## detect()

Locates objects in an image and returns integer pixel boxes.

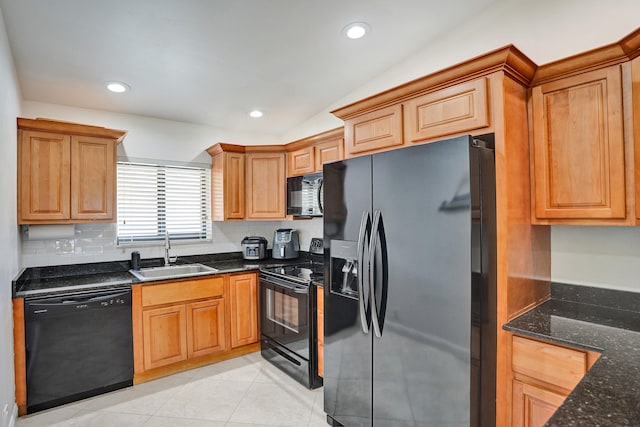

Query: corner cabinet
[286,127,345,176]
[207,144,246,220]
[17,118,126,224]
[530,65,629,223]
[246,151,286,219]
[511,335,599,427]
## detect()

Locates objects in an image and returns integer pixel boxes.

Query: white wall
[284,0,640,141]
[0,6,22,427]
[552,227,640,292]
[22,101,283,165]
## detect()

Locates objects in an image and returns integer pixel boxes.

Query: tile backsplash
[21,218,323,267]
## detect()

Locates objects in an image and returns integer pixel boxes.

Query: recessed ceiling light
[249,110,263,118]
[106,81,130,93]
[343,22,370,39]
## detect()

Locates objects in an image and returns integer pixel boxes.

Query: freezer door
[371,136,474,427]
[323,155,374,427]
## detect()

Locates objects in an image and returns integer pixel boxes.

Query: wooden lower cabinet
[512,379,567,427]
[317,286,324,377]
[511,335,599,427]
[187,298,227,358]
[135,273,259,380]
[142,304,188,370]
[229,273,259,348]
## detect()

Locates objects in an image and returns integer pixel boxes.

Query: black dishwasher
[25,287,133,413]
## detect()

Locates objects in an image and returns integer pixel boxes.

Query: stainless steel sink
[129,263,219,281]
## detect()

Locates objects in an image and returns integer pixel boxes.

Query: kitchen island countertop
[504,283,640,426]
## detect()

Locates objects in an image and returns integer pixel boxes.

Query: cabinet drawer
[512,336,586,391]
[142,277,224,307]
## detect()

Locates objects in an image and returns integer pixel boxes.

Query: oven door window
[266,288,300,332]
[260,278,309,355]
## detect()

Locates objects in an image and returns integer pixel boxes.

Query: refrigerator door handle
[357,211,371,334]
[369,210,382,338]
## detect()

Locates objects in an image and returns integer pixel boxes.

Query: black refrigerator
[323,135,496,427]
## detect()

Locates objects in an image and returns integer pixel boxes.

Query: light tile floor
[17,352,327,427]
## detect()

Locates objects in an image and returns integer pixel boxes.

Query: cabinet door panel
[404,78,489,143]
[212,151,245,220]
[71,136,116,220]
[19,131,71,222]
[142,305,187,370]
[246,153,285,218]
[288,146,314,176]
[344,104,403,157]
[229,273,258,348]
[531,66,625,220]
[314,138,344,172]
[187,298,227,358]
[512,380,566,427]
[225,152,245,219]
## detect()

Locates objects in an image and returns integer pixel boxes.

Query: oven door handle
[259,276,310,294]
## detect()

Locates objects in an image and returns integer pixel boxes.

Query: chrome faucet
[164,232,172,266]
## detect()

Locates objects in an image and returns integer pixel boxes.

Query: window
[116,162,211,244]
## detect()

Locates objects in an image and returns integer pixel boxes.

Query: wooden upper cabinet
[633,57,640,222]
[19,130,71,222]
[531,65,627,221]
[314,137,344,172]
[404,78,490,143]
[344,104,404,157]
[287,146,314,177]
[246,152,286,219]
[209,147,245,220]
[17,118,126,224]
[285,128,345,175]
[229,273,259,349]
[70,136,116,220]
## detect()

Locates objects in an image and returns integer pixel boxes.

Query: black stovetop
[260,262,324,284]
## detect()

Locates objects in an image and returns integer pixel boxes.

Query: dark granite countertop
[504,283,640,426]
[13,251,323,298]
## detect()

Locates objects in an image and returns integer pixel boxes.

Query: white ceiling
[0,0,497,136]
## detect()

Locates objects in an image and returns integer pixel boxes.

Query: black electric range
[258,260,323,389]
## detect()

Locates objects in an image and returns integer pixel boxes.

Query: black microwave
[287,173,323,217]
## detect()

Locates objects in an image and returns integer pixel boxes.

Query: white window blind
[117,162,211,244]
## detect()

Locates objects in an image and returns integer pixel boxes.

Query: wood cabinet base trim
[13,298,26,414]
[133,343,260,385]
